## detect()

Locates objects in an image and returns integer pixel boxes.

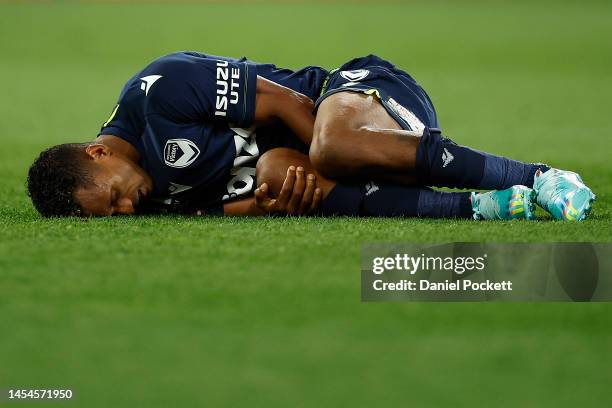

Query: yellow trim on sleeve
[102,104,119,128]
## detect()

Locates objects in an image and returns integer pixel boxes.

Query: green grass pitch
[1,1,611,406]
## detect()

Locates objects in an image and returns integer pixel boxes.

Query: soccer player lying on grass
[27,52,595,220]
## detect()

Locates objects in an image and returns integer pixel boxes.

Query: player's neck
[94,135,140,164]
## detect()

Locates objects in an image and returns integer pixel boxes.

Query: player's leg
[310,91,595,220]
[256,148,535,220]
[310,91,547,190]
[309,92,419,185]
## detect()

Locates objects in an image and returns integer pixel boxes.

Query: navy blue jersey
[99,51,328,214]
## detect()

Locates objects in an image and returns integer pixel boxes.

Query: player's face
[74,145,153,216]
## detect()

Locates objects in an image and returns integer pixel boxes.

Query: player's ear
[84,143,111,160]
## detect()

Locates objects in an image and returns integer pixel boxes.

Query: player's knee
[255,149,280,191]
[256,148,310,196]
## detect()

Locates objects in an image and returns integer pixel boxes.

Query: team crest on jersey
[164,139,200,168]
[340,69,369,82]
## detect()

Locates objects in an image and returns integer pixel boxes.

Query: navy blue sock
[415,128,549,189]
[320,181,473,218]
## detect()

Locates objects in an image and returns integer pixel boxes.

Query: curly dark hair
[27,143,93,217]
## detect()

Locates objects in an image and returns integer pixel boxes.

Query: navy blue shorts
[315,55,439,132]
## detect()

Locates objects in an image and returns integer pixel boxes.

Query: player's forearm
[255,76,315,145]
[223,197,265,216]
[276,91,315,145]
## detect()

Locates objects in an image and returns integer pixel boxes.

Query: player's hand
[254,166,322,216]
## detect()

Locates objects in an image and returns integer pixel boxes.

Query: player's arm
[143,58,315,144]
[222,166,322,216]
[254,76,316,145]
[221,196,264,216]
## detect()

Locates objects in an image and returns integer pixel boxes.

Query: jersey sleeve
[143,114,236,187]
[98,79,144,146]
[144,54,258,127]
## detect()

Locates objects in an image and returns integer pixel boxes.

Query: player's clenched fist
[254,166,321,216]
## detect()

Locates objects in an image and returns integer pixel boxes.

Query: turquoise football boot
[533,169,596,221]
[471,185,536,220]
